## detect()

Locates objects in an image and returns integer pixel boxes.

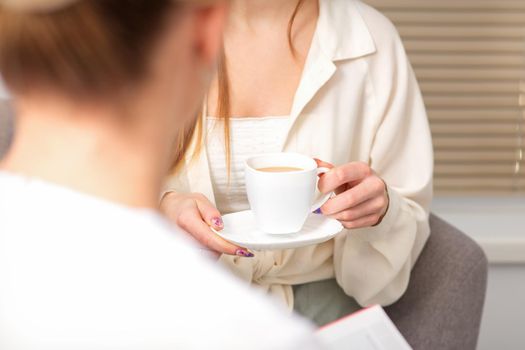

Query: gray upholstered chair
[386,214,488,350]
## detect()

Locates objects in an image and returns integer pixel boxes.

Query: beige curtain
[365,0,525,194]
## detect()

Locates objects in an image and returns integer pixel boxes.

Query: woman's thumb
[195,196,224,231]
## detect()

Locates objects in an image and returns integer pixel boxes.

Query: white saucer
[212,210,344,251]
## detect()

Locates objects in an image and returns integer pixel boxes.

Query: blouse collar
[317,0,377,61]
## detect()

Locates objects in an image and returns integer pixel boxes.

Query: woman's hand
[160,192,254,257]
[316,159,389,229]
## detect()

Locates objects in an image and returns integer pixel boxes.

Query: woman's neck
[229,0,312,25]
[1,96,170,209]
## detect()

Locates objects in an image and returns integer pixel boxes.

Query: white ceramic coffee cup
[245,153,331,234]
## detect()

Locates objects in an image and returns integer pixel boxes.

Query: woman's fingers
[177,208,252,257]
[340,213,384,230]
[321,176,384,215]
[328,196,387,222]
[314,159,348,194]
[160,192,253,257]
[318,162,372,194]
[193,193,224,231]
[314,158,334,170]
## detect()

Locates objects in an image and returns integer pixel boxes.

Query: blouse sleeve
[333,22,433,307]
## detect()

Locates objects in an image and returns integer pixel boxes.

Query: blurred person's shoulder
[0,172,320,350]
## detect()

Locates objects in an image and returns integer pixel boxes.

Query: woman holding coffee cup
[162,0,433,325]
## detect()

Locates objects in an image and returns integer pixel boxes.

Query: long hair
[175,0,306,173]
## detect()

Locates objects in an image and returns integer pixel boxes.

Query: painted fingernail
[313,208,322,214]
[236,249,254,258]
[212,217,223,228]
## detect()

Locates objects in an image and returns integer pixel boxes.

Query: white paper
[316,305,412,350]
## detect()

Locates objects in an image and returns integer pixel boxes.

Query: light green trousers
[293,278,362,327]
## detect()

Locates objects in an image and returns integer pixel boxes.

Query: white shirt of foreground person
[0,172,322,350]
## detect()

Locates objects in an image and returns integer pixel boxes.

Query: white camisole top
[206,116,291,214]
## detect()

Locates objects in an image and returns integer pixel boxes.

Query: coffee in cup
[245,153,331,234]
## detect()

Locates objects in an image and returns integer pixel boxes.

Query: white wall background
[433,197,525,350]
[479,265,525,350]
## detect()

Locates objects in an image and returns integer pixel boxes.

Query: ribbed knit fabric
[206,116,290,214]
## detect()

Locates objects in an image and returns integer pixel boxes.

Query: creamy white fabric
[0,172,321,350]
[206,116,290,214]
[166,0,433,309]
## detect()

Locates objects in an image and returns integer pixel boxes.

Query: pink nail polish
[236,249,254,258]
[212,217,223,228]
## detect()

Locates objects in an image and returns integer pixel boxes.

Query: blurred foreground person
[0,0,320,349]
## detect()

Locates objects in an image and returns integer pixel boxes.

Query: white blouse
[167,0,433,310]
[206,116,291,214]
